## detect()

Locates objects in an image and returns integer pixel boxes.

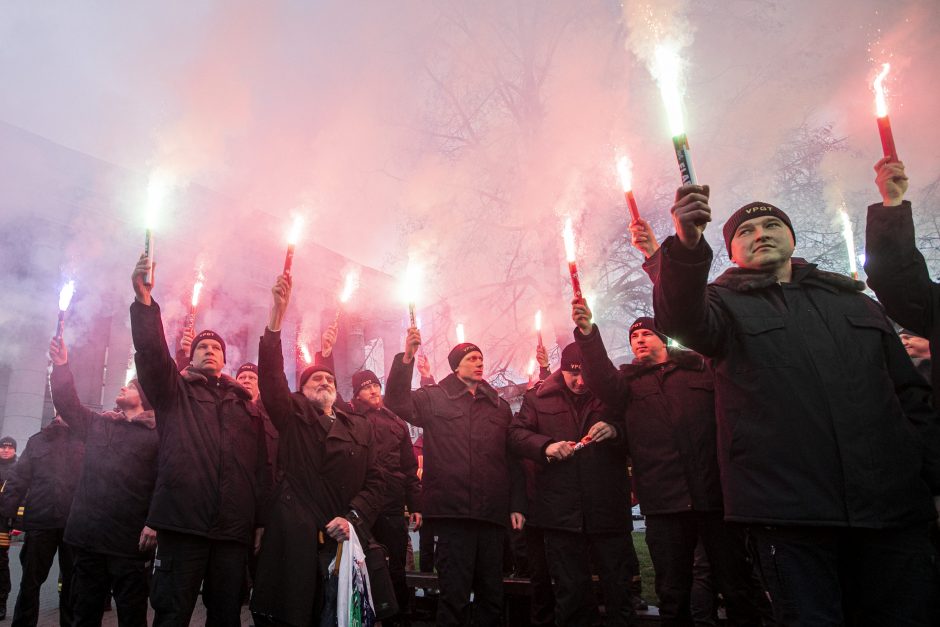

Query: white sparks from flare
[191,268,205,308]
[339,271,359,303]
[527,358,537,377]
[456,323,466,343]
[563,217,577,263]
[839,208,858,275]
[616,156,634,192]
[286,215,304,246]
[873,63,891,118]
[401,260,422,305]
[58,280,75,311]
[145,171,172,230]
[534,310,542,332]
[300,343,312,365]
[652,42,686,136]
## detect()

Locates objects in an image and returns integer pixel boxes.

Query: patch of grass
[632,530,658,606]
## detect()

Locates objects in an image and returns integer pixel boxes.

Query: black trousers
[0,546,10,605]
[70,547,149,627]
[525,526,555,627]
[150,530,246,627]
[11,528,73,627]
[749,523,940,627]
[372,512,410,624]
[543,529,637,627]
[433,519,505,627]
[418,519,435,573]
[644,512,761,627]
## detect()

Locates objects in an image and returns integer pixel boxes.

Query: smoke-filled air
[2,0,939,393]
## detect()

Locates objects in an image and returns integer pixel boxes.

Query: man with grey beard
[250,273,387,627]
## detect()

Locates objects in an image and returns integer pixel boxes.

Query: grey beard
[305,387,336,410]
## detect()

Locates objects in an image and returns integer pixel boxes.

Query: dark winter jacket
[385,353,526,526]
[130,300,270,545]
[575,327,723,516]
[50,363,159,558]
[866,201,940,406]
[351,398,422,515]
[508,370,631,533]
[257,400,280,483]
[648,237,940,527]
[0,420,84,530]
[0,456,16,487]
[251,328,388,627]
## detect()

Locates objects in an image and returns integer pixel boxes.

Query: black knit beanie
[722,202,795,258]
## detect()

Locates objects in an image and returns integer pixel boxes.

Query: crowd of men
[0,157,937,627]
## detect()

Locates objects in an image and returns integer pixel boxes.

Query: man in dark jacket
[509,342,635,627]
[0,416,84,627]
[236,362,279,479]
[48,336,159,626]
[571,314,762,626]
[385,328,526,627]
[866,158,939,405]
[649,187,940,625]
[250,273,387,627]
[130,253,270,626]
[349,368,422,627]
[0,435,16,619]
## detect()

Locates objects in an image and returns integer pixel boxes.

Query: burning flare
[286,215,304,246]
[145,171,172,231]
[534,310,542,332]
[563,217,577,263]
[191,271,204,308]
[299,342,312,365]
[456,323,466,344]
[339,271,359,304]
[616,156,634,193]
[527,358,537,377]
[653,43,686,137]
[839,208,858,277]
[58,280,76,312]
[873,63,891,118]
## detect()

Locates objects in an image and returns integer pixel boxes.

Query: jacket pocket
[734,316,789,372]
[845,315,893,369]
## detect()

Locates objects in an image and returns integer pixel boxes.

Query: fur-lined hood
[181,367,252,401]
[100,409,156,430]
[712,258,865,294]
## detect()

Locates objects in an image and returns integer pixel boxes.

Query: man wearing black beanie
[47,336,159,626]
[647,184,940,625]
[572,308,764,625]
[0,436,15,619]
[130,252,271,626]
[509,342,636,626]
[385,327,526,627]
[250,273,386,627]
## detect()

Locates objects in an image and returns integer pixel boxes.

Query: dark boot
[629,574,649,611]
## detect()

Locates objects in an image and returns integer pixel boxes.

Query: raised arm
[865,160,938,335]
[571,304,631,410]
[130,253,179,419]
[48,338,96,442]
[384,327,429,427]
[257,273,297,433]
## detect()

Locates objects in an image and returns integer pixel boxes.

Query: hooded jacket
[647,237,940,527]
[574,327,723,516]
[508,370,630,533]
[130,300,270,545]
[0,420,84,530]
[385,353,526,526]
[50,362,159,558]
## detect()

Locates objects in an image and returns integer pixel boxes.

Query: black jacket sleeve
[0,442,32,519]
[399,426,422,512]
[865,201,938,336]
[574,325,631,411]
[648,237,730,357]
[348,422,390,525]
[130,300,180,422]
[508,397,554,464]
[384,354,429,428]
[257,328,295,433]
[49,363,97,442]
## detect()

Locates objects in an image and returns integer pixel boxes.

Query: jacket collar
[181,367,252,401]
[535,369,571,398]
[100,409,157,430]
[439,373,500,407]
[350,397,397,420]
[712,258,865,294]
[624,348,704,375]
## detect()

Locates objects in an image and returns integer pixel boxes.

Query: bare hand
[874,158,909,207]
[510,512,526,531]
[571,298,593,335]
[416,353,431,378]
[403,327,422,363]
[132,253,153,305]
[254,527,264,555]
[268,274,292,332]
[586,421,618,444]
[671,185,711,249]
[321,322,338,358]
[536,344,549,368]
[410,512,423,531]
[630,218,660,259]
[180,327,195,354]
[138,525,157,552]
[545,441,575,462]
[325,516,350,542]
[49,337,68,366]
